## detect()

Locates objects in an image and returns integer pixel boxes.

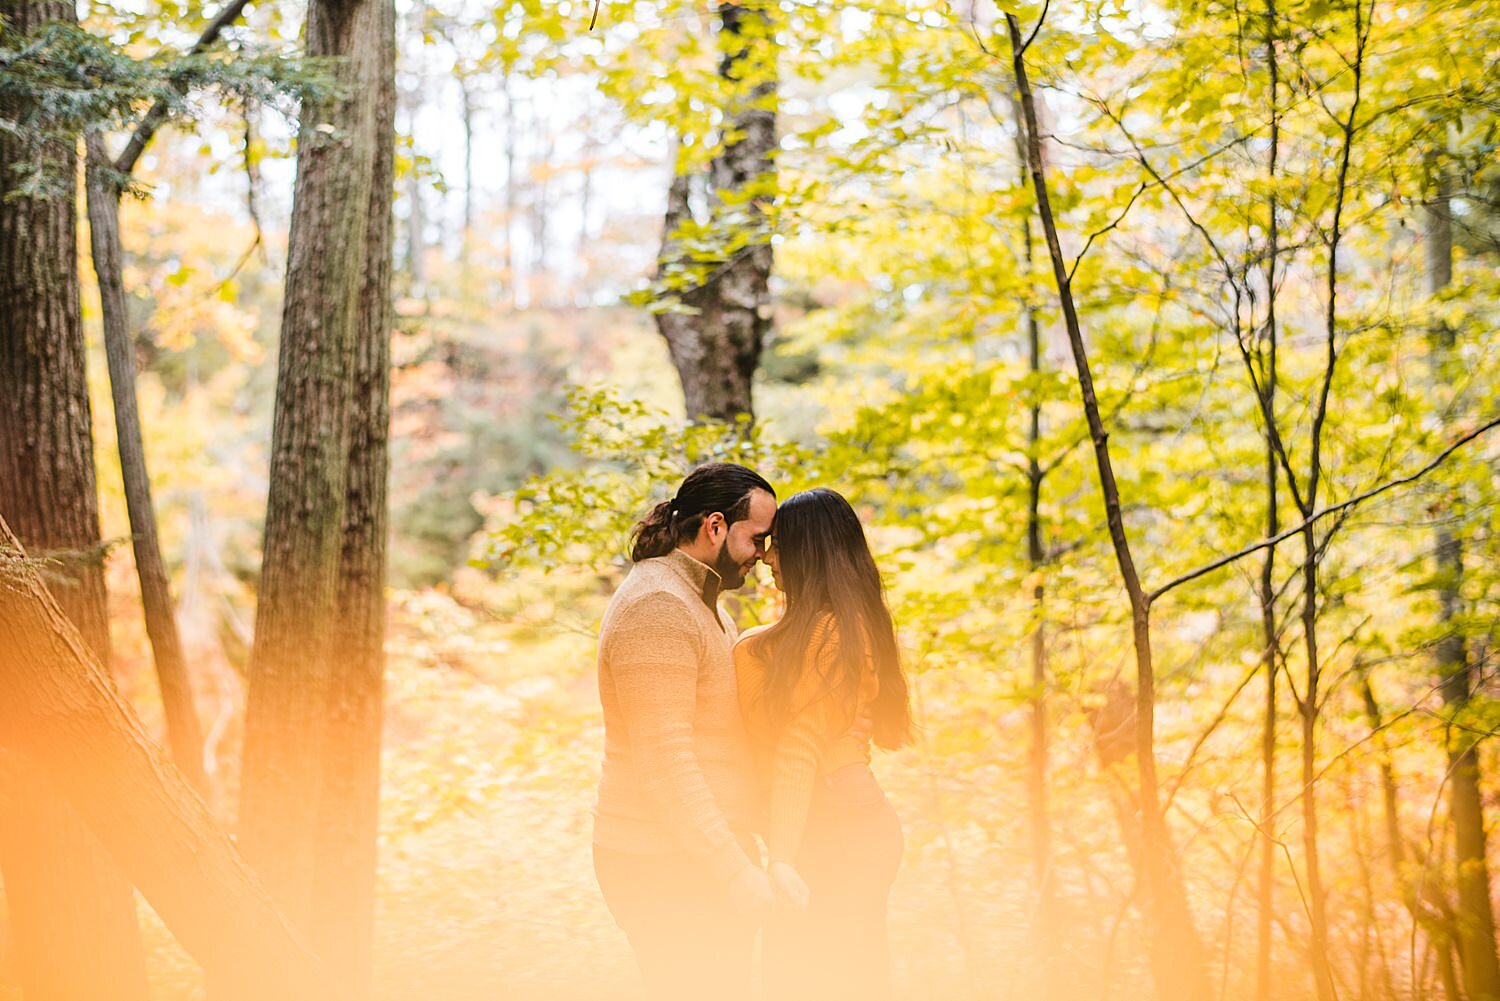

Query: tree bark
[654,1,776,424]
[234,0,393,993]
[0,2,149,994]
[309,2,394,993]
[1003,16,1209,1001]
[84,132,210,795]
[0,519,339,1001]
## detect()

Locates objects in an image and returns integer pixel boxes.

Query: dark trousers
[764,764,904,1001]
[594,835,758,1001]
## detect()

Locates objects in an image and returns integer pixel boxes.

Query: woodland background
[0,0,1498,999]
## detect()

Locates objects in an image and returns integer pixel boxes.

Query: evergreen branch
[115,0,255,177]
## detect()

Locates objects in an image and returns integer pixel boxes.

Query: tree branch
[1148,416,1500,604]
[114,0,254,178]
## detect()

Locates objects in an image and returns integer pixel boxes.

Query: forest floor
[3,573,1132,1001]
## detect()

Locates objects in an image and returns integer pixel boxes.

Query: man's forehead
[745,489,777,529]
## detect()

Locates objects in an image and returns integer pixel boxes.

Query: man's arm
[608,592,758,885]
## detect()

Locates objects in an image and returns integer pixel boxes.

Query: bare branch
[1149,416,1500,604]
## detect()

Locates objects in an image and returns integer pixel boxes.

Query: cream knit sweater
[592,548,759,884]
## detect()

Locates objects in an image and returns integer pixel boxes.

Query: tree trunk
[654,1,776,424]
[1018,205,1059,971]
[1256,3,1281,996]
[1003,16,1209,1001]
[501,73,517,310]
[401,33,428,302]
[1427,155,1500,1001]
[459,73,475,284]
[0,519,339,1001]
[84,132,210,795]
[1296,16,1366,992]
[1357,664,1463,1001]
[0,2,149,993]
[531,114,553,307]
[236,0,393,994]
[308,3,394,994]
[1299,528,1336,1001]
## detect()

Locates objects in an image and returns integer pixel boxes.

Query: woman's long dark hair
[748,488,911,750]
[630,462,775,562]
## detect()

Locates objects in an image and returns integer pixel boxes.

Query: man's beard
[713,539,747,590]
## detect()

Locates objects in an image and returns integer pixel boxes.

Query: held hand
[768,860,811,912]
[728,863,775,920]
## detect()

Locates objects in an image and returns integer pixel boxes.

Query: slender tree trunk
[401,33,428,302]
[1256,4,1281,996]
[1427,152,1500,1001]
[531,115,553,306]
[1299,528,1335,1001]
[1026,301,1049,896]
[1357,663,1463,1001]
[654,1,777,423]
[0,519,339,1001]
[1297,12,1366,994]
[84,132,210,794]
[235,0,393,995]
[1018,206,1057,963]
[501,74,517,310]
[459,73,475,277]
[1003,16,1209,1001]
[577,130,596,298]
[0,3,149,993]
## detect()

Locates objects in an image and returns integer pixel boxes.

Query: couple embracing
[592,463,912,1000]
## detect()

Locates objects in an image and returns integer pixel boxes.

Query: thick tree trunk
[0,3,149,994]
[84,133,210,795]
[308,4,394,994]
[235,0,393,993]
[1427,159,1500,1001]
[0,519,337,1001]
[654,1,776,424]
[1004,16,1209,1001]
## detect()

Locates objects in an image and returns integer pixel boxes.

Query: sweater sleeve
[767,629,850,864]
[607,592,754,885]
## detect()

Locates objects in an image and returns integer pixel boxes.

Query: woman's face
[766,532,783,591]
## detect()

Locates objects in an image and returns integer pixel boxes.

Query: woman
[734,488,912,1000]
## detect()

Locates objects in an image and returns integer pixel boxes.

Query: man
[592,462,778,1000]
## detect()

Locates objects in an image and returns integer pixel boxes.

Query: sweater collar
[664,547,723,611]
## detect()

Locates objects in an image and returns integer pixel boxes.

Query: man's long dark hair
[747,488,912,749]
[630,462,775,562]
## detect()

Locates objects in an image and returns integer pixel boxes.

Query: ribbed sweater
[735,615,878,863]
[592,548,758,884]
